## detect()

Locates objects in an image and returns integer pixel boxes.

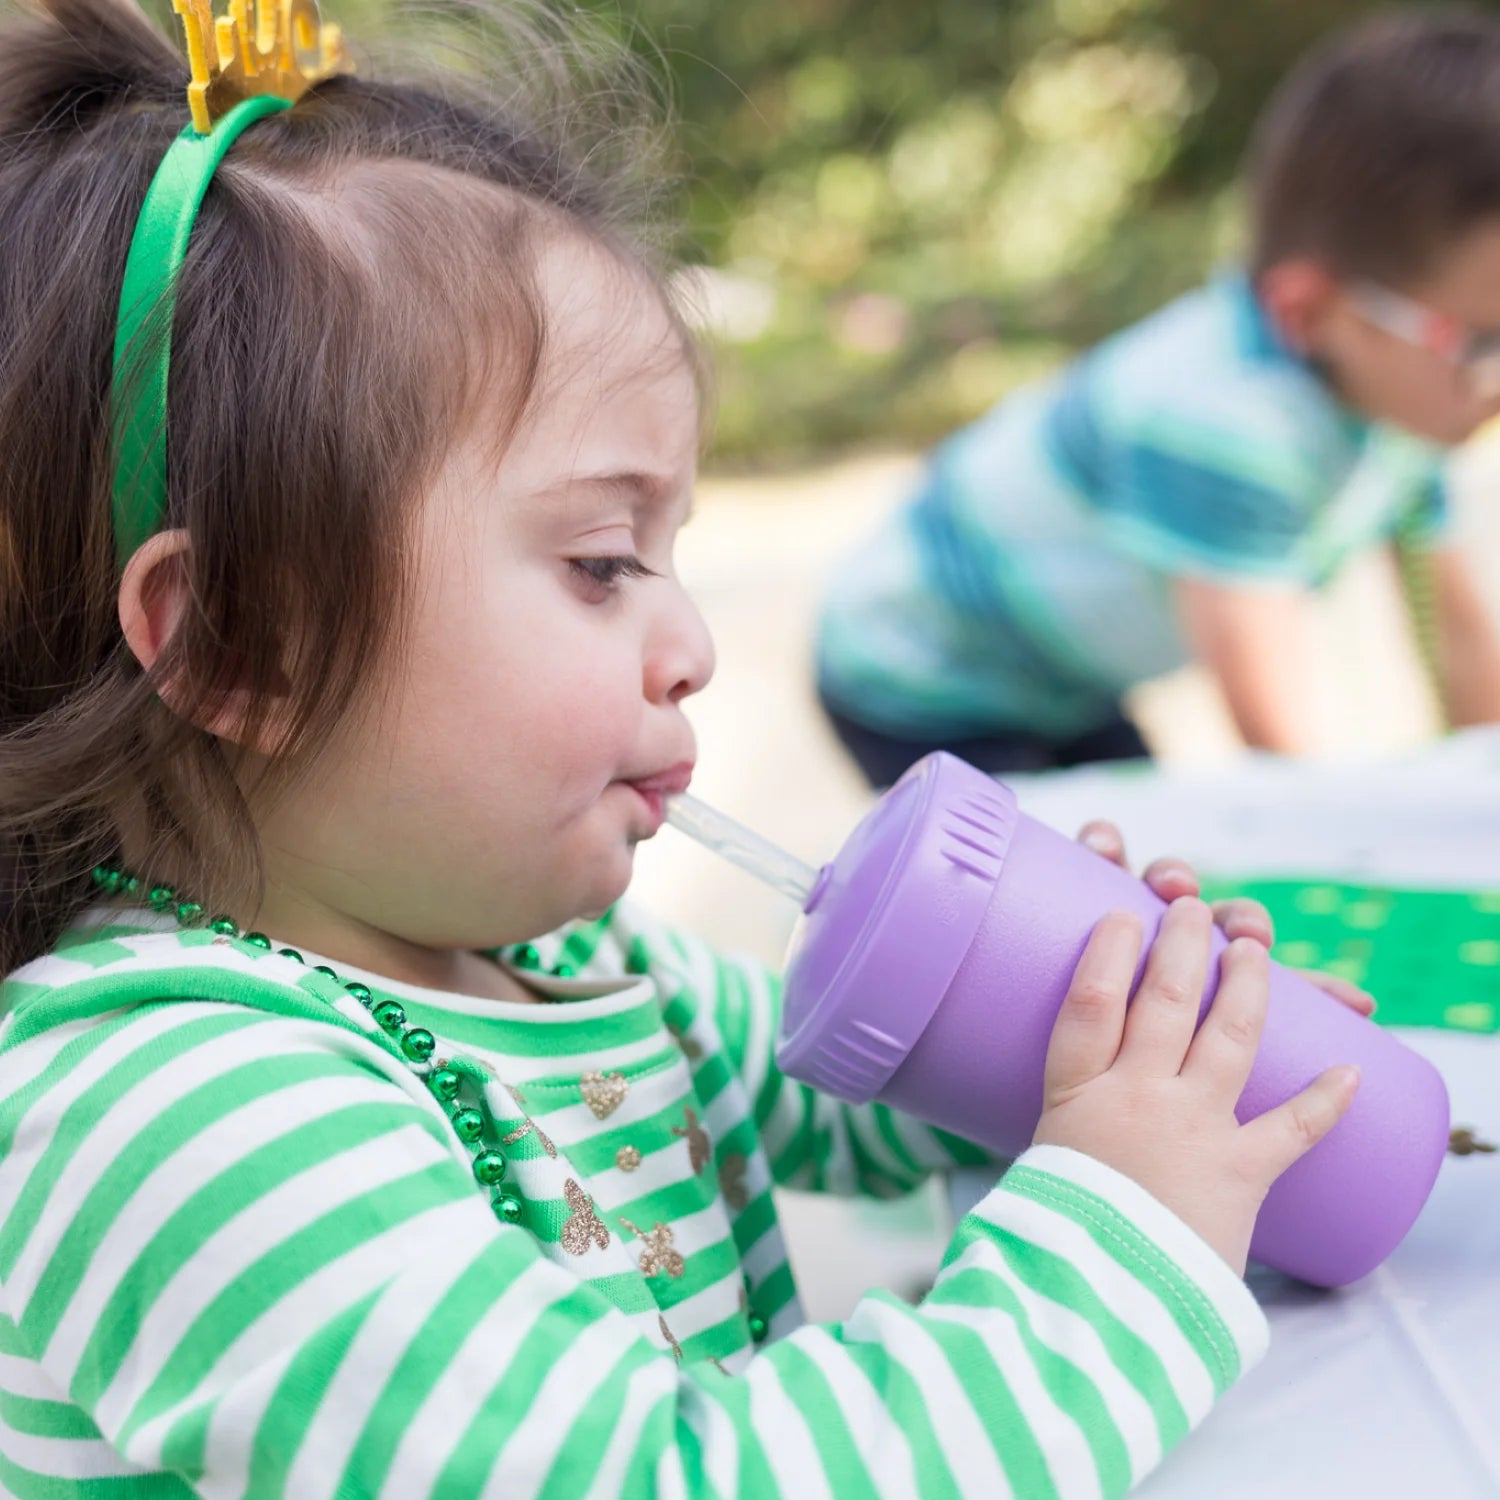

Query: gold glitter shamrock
[560,1178,610,1256]
[718,1153,749,1210]
[499,1084,556,1158]
[671,1106,712,1174]
[658,1315,683,1365]
[665,1018,703,1060]
[620,1217,685,1278]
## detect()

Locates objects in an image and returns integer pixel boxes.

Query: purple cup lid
[777,752,1017,1101]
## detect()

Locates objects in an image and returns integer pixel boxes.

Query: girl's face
[256,236,714,950]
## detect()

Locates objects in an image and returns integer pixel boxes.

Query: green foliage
[152,0,1499,463]
[598,0,1500,464]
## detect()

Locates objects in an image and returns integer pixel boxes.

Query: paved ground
[627,435,1500,1318]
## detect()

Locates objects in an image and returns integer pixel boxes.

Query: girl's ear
[118,528,192,683]
[118,529,291,750]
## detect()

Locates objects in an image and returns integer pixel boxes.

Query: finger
[1141,857,1200,903]
[1118,897,1213,1074]
[1300,970,1377,1016]
[1044,912,1142,1101]
[1078,821,1126,868]
[1183,938,1269,1097]
[1238,1066,1361,1181]
[1210,897,1274,948]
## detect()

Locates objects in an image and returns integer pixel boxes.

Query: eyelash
[568,555,659,592]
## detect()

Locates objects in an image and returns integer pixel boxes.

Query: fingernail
[1335,1064,1362,1091]
[1082,829,1114,852]
[1104,907,1142,930]
[1228,906,1273,940]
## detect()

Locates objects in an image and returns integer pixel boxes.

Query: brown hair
[1248,7,1500,286]
[0,0,686,972]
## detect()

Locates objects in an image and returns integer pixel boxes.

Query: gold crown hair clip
[173,0,352,135]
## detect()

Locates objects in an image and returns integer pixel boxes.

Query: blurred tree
[157,0,1498,461]
[1162,0,1417,187]
[601,0,1500,462]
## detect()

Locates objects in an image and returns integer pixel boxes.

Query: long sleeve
[600,906,1005,1197]
[0,996,1267,1499]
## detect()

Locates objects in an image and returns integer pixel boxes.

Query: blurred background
[299,0,1500,1312]
[554,0,1500,974]
[609,0,1500,1316]
[263,0,1500,466]
[608,0,1500,465]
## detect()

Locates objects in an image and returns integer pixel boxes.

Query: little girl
[0,0,1361,1494]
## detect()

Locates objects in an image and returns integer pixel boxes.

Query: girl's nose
[646,584,716,705]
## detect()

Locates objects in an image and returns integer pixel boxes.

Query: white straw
[665,793,820,906]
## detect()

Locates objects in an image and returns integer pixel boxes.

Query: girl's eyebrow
[550,470,695,522]
[573,470,671,503]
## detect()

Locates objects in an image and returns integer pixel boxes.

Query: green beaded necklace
[90,862,527,1226]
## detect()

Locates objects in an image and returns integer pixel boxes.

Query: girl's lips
[625,763,695,797]
[622,763,694,833]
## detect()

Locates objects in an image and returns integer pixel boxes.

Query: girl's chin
[574,847,635,917]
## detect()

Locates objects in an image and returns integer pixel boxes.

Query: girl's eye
[568,555,659,595]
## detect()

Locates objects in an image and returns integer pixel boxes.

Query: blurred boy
[816,8,1500,786]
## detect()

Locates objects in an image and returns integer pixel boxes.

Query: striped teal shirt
[0,901,1267,1496]
[818,274,1450,740]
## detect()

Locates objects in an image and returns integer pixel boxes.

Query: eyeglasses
[1349,280,1500,396]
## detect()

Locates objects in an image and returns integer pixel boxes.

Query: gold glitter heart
[580,1070,628,1119]
[616,1145,642,1172]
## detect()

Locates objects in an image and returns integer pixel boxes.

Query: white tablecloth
[1137,1028,1500,1499]
[953,734,1500,1497]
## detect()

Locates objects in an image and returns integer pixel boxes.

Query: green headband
[108,0,351,569]
[110,94,291,569]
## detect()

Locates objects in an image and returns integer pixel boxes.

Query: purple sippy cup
[668,752,1450,1287]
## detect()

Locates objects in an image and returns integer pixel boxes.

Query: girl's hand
[1034,898,1360,1274]
[1077,820,1376,1017]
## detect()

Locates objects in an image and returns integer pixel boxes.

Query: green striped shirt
[0,901,1267,1497]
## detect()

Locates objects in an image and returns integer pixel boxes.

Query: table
[955,734,1500,1496]
[1137,1028,1500,1499]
